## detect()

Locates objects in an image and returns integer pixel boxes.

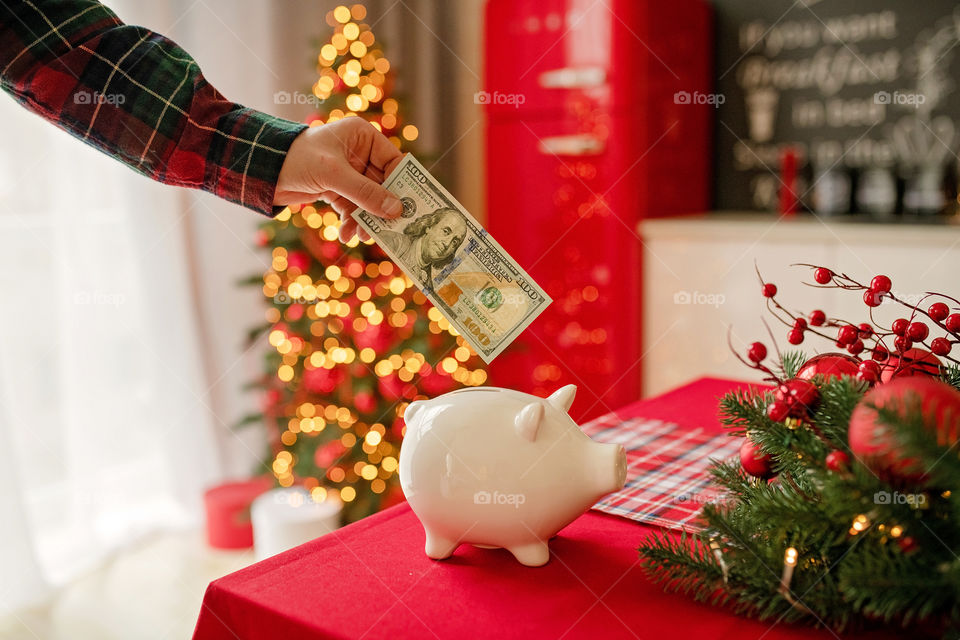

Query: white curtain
[0,0,249,614]
[0,0,481,618]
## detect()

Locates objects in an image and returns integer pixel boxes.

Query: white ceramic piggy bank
[399,384,627,567]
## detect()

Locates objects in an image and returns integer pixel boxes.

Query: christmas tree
[639,266,960,633]
[244,4,486,523]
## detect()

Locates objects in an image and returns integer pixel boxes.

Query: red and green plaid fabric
[581,412,740,533]
[0,0,306,215]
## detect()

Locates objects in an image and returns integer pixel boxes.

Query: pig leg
[424,530,460,560]
[507,540,550,567]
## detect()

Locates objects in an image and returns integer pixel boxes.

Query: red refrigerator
[483,0,712,420]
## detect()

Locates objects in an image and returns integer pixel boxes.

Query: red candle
[204,477,274,549]
[779,147,799,216]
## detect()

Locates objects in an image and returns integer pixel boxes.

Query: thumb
[328,164,402,218]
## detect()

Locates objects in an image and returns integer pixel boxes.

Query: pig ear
[514,402,544,442]
[404,400,425,424]
[547,384,577,413]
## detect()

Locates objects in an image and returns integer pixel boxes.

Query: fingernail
[382,195,402,217]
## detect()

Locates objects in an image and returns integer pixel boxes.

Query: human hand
[274,117,405,242]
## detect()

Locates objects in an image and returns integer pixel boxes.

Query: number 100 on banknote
[351,155,551,363]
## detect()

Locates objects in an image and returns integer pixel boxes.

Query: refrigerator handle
[537,66,606,89]
[537,134,605,156]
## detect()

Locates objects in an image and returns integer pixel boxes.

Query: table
[192,378,889,640]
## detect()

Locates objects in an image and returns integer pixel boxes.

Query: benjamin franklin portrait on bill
[380,207,468,287]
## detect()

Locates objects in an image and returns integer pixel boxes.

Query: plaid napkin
[581,413,740,532]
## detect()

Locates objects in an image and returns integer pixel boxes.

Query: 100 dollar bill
[351,155,551,363]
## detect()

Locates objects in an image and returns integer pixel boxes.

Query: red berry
[931,337,952,356]
[793,317,808,330]
[847,339,865,355]
[767,401,790,422]
[747,342,767,363]
[857,323,873,338]
[786,329,803,344]
[859,360,881,376]
[762,283,777,298]
[870,275,892,293]
[907,322,929,342]
[837,325,858,345]
[825,450,850,472]
[871,345,889,362]
[808,310,826,327]
[814,268,833,284]
[928,302,950,322]
[946,314,960,333]
[894,336,913,353]
[863,289,884,307]
[858,361,882,384]
[891,318,910,336]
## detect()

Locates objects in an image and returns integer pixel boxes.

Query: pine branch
[719,388,775,436]
[779,350,807,379]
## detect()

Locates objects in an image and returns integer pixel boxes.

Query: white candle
[251,488,343,560]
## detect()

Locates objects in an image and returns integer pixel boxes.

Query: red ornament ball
[825,450,850,472]
[286,250,311,273]
[747,341,767,363]
[354,390,377,414]
[762,283,777,298]
[928,302,950,322]
[740,438,775,479]
[796,353,861,382]
[870,274,892,293]
[808,309,827,326]
[776,378,820,417]
[767,400,790,422]
[814,268,833,284]
[848,377,960,480]
[897,536,918,554]
[880,348,943,382]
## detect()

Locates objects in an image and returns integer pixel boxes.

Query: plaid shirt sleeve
[0,0,307,216]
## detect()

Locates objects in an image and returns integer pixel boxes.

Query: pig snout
[592,442,627,496]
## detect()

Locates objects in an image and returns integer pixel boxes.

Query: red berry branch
[728,265,960,481]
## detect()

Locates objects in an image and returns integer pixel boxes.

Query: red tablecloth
[192,378,890,640]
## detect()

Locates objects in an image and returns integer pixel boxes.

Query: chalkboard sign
[713,0,960,213]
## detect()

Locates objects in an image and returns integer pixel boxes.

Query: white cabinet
[640,213,960,397]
